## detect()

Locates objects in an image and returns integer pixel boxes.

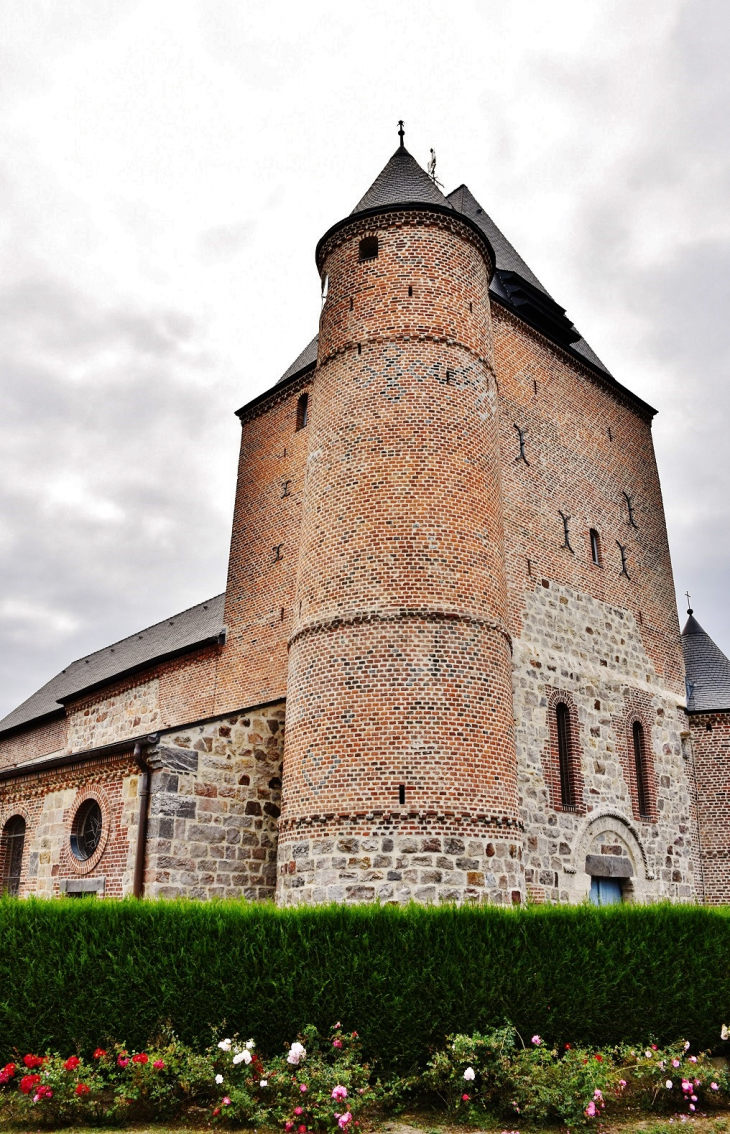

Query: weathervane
[427,147,443,189]
[397,120,405,148]
[685,591,693,615]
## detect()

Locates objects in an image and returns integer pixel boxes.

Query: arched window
[633,720,650,818]
[295,392,309,432]
[1,816,26,896]
[556,702,574,809]
[358,236,378,261]
[590,529,601,566]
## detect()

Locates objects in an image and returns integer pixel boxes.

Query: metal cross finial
[685,590,693,615]
[397,119,405,148]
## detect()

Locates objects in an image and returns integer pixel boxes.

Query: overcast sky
[1,0,729,720]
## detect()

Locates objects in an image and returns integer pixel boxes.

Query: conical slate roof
[682,612,730,712]
[351,143,450,215]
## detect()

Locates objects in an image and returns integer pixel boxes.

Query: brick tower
[277,133,525,904]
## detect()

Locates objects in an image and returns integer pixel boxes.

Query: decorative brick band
[288,607,512,652]
[315,333,496,380]
[278,810,524,834]
[316,208,495,275]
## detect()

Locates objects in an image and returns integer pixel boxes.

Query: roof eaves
[55,633,224,708]
[236,359,316,420]
[315,201,496,277]
[0,730,158,783]
[489,291,657,419]
[0,706,65,743]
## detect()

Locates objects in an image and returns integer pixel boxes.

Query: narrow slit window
[295,392,309,431]
[398,784,406,805]
[633,721,650,818]
[1,815,26,896]
[590,529,601,565]
[556,703,574,809]
[359,236,378,261]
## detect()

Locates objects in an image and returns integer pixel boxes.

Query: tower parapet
[277,139,524,904]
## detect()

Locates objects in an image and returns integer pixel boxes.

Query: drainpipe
[132,739,154,899]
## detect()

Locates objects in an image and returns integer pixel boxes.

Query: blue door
[590,877,622,906]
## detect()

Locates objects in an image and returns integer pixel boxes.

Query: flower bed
[1,1023,730,1129]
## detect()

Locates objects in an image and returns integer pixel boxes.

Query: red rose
[299,1125,307,1133]
[3,1063,15,1077]
[213,1107,221,1117]
[23,1054,42,1069]
[64,1056,80,1070]
[76,1082,91,1096]
[93,1048,107,1059]
[462,1093,470,1101]
[117,1056,129,1068]
[132,1052,148,1064]
[565,1044,572,1050]
[36,1084,53,1099]
[19,1074,41,1094]
[595,1054,603,1062]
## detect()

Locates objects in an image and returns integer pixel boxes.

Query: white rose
[216,1074,224,1085]
[463,1067,476,1082]
[218,1039,232,1052]
[233,1052,245,1065]
[246,1039,255,1050]
[260,1080,268,1088]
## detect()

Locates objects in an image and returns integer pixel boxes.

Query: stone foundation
[276,816,524,905]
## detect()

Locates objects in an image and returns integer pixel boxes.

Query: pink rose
[331,1086,348,1102]
[294,1107,303,1116]
[153,1060,165,1070]
[222,1097,231,1106]
[585,1101,596,1118]
[300,1084,308,1092]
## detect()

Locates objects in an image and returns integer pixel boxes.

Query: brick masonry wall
[279,209,524,906]
[689,711,730,903]
[0,717,67,772]
[0,754,139,897]
[513,580,694,902]
[214,378,311,715]
[495,306,685,696]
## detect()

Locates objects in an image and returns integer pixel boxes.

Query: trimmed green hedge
[1,899,729,1068]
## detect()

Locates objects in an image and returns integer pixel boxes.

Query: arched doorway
[1,815,26,896]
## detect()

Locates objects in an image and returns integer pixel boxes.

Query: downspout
[133,740,153,899]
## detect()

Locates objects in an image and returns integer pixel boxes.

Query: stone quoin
[1,129,729,905]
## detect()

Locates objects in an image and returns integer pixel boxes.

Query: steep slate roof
[682,613,730,712]
[351,143,451,214]
[0,594,226,738]
[446,184,612,377]
[277,151,618,391]
[277,334,318,385]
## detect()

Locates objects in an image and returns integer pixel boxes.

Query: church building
[2,131,729,905]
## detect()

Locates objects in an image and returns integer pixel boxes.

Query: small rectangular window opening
[590,529,601,566]
[398,784,406,805]
[408,285,413,297]
[295,392,309,431]
[359,236,378,261]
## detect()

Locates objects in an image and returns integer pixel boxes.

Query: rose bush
[2,1022,730,1128]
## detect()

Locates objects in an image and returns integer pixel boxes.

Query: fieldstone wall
[66,678,162,754]
[144,701,285,899]
[513,579,695,903]
[276,819,523,907]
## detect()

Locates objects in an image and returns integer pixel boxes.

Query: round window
[70,799,103,861]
